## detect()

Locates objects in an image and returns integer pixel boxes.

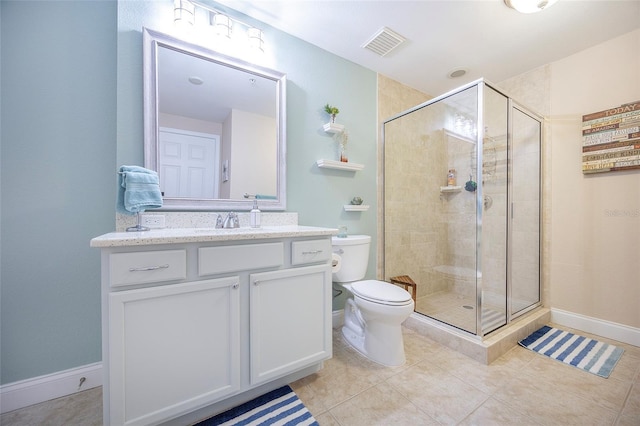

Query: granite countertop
[90,225,338,248]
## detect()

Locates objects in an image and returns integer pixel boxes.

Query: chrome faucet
[222,212,240,229]
[215,214,224,229]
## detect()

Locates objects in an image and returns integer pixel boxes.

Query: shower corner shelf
[316,159,364,171]
[344,204,369,212]
[323,122,344,134]
[440,185,462,193]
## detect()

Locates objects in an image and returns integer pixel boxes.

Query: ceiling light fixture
[504,0,559,14]
[448,68,467,79]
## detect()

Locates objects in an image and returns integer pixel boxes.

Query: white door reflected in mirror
[159,128,219,199]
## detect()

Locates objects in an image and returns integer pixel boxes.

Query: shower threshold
[404,307,550,364]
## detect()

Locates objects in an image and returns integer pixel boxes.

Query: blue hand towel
[116,165,163,215]
[255,194,277,200]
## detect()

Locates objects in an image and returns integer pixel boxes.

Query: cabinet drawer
[291,239,331,265]
[199,242,284,276]
[109,250,186,288]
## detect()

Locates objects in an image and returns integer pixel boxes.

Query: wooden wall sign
[582,101,640,174]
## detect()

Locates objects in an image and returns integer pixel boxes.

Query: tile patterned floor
[2,324,639,425]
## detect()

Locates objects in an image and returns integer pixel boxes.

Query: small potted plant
[324,104,340,123]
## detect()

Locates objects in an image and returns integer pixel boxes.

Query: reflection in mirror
[143,28,286,210]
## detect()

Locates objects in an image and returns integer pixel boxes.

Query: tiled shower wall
[383,101,450,298]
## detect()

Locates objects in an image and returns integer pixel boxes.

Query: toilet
[333,235,414,366]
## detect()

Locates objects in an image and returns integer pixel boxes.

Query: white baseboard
[0,362,102,414]
[551,308,640,347]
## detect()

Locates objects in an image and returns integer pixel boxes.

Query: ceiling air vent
[362,27,406,57]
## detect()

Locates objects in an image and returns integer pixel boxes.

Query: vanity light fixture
[175,0,266,51]
[504,0,559,13]
[247,27,265,52]
[174,0,195,26]
[212,13,232,38]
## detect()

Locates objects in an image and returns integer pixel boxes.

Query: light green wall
[117,2,379,278]
[0,1,117,384]
[0,0,377,384]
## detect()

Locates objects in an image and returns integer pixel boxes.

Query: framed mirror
[143,28,286,211]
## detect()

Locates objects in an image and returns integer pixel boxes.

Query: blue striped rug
[196,385,318,425]
[519,325,624,378]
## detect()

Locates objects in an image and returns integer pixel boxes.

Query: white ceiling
[215,0,640,96]
[158,45,277,122]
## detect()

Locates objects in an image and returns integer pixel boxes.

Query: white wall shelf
[440,185,462,193]
[344,205,369,212]
[323,123,344,134]
[316,159,364,171]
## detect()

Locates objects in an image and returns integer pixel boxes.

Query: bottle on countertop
[250,199,261,228]
[447,169,456,186]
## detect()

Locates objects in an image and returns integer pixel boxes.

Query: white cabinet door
[109,277,240,426]
[249,264,332,385]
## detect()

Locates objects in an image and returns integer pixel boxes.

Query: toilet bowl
[333,236,414,366]
[342,280,414,366]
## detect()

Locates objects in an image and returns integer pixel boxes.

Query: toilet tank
[332,235,371,283]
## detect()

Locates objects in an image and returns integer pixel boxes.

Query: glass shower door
[509,105,541,316]
[384,86,480,334]
[479,86,509,334]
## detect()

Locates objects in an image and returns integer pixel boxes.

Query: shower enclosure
[383,80,541,337]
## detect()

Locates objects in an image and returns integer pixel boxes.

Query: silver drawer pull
[129,264,170,272]
[232,283,239,289]
[302,250,323,255]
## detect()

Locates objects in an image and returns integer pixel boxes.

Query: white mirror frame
[143,27,287,211]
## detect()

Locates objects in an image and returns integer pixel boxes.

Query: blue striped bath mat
[195,385,318,425]
[519,325,624,378]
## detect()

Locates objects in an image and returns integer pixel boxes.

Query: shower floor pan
[415,290,504,334]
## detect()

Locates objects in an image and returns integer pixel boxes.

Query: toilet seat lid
[351,280,412,305]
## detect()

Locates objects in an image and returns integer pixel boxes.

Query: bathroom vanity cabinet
[91,226,334,426]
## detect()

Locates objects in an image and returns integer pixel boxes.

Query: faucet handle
[215,214,224,229]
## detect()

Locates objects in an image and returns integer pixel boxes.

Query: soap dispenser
[250,199,261,228]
